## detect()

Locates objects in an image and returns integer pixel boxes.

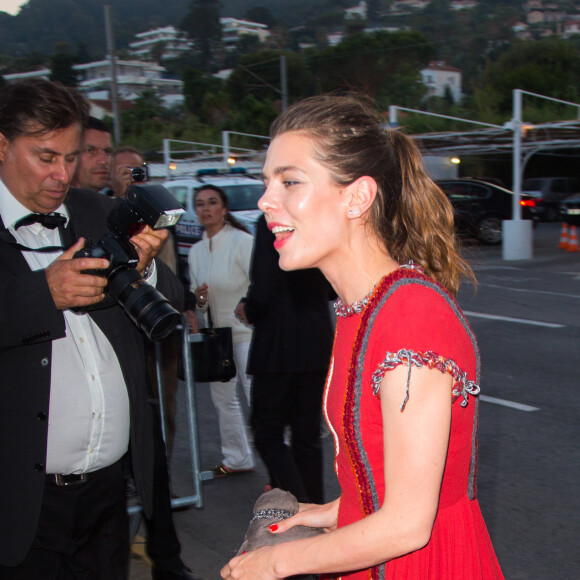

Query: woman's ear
[346,176,377,219]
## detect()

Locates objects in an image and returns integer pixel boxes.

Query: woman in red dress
[221,95,504,579]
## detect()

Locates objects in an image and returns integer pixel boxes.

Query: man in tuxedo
[0,79,184,578]
[69,126,198,580]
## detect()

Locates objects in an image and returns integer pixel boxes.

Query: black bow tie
[14,213,67,230]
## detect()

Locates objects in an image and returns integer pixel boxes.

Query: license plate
[566,208,580,215]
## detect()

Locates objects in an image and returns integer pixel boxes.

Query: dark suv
[522,177,580,222]
[436,178,536,245]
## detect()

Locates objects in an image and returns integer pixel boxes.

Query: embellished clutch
[237,488,325,578]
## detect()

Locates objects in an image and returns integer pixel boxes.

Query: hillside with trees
[3,0,580,179]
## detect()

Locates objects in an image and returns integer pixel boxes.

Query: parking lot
[130,221,580,580]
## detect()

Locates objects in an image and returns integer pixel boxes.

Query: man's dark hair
[85,116,111,134]
[0,79,89,139]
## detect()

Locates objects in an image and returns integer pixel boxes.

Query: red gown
[323,266,504,579]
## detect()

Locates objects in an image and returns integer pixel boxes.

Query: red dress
[323,266,504,579]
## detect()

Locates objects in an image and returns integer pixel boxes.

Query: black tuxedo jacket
[244,215,334,375]
[0,187,184,567]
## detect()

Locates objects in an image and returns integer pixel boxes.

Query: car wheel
[477,216,503,245]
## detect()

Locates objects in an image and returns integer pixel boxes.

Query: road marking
[480,395,540,412]
[464,310,565,328]
[478,282,580,300]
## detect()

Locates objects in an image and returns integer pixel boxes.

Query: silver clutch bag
[237,488,325,578]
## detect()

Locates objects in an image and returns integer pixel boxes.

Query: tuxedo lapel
[0,215,35,275]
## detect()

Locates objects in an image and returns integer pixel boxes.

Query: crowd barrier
[128,316,213,536]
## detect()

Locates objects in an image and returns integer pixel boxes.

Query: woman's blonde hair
[269,94,474,296]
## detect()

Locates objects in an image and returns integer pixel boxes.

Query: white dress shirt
[0,180,130,475]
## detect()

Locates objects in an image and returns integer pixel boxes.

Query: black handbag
[191,309,237,383]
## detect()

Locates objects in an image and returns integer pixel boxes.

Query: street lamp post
[503,88,533,260]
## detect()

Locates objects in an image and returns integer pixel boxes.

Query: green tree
[180,0,222,73]
[49,43,78,87]
[226,50,314,105]
[76,42,91,64]
[310,30,433,106]
[182,67,227,121]
[476,39,580,117]
[223,94,277,137]
[245,7,277,27]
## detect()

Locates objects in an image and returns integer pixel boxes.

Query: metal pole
[280,55,288,112]
[104,5,121,144]
[222,131,230,164]
[512,89,522,221]
[389,105,399,127]
[163,139,171,179]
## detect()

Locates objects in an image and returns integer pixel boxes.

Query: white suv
[163,169,263,265]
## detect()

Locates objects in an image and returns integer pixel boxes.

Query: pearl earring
[348,208,360,216]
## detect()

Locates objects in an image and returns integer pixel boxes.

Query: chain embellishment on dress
[334,262,422,317]
[251,508,294,522]
[334,290,374,317]
[371,349,480,410]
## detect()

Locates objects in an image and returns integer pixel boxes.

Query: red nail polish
[269,524,278,532]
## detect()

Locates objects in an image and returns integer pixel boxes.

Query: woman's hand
[271,498,340,534]
[221,546,280,580]
[195,283,209,307]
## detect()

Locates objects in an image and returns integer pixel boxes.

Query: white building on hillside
[76,59,182,101]
[345,1,368,20]
[420,61,462,103]
[220,17,270,50]
[3,59,184,107]
[129,26,192,61]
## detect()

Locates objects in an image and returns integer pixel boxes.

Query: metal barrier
[128,316,213,534]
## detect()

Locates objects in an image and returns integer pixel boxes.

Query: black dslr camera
[75,183,185,341]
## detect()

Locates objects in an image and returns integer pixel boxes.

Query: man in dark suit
[0,80,183,579]
[237,215,334,503]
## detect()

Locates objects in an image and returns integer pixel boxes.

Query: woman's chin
[277,252,313,272]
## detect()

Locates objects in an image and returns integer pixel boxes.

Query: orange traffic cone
[558,222,569,249]
[566,225,580,252]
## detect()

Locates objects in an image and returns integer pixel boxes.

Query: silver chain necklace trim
[334,262,421,317]
[334,291,373,317]
[251,508,294,522]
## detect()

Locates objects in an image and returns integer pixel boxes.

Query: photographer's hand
[114,162,134,198]
[45,238,109,310]
[130,225,169,275]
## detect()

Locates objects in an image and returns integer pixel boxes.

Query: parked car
[163,168,263,275]
[436,178,537,245]
[522,177,580,222]
[559,193,580,226]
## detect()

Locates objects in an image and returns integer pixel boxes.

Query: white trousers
[209,339,254,470]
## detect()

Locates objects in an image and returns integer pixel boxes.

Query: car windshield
[222,183,264,211]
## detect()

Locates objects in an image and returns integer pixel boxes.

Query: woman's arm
[221,364,452,579]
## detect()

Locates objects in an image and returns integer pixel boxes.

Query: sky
[2,0,27,15]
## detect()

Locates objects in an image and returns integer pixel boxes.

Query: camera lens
[107,268,181,341]
[130,166,147,182]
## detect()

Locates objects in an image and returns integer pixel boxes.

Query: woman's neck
[321,237,398,306]
[205,222,226,239]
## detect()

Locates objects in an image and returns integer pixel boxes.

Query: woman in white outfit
[187,184,255,476]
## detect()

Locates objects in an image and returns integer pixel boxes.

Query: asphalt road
[130,222,580,580]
